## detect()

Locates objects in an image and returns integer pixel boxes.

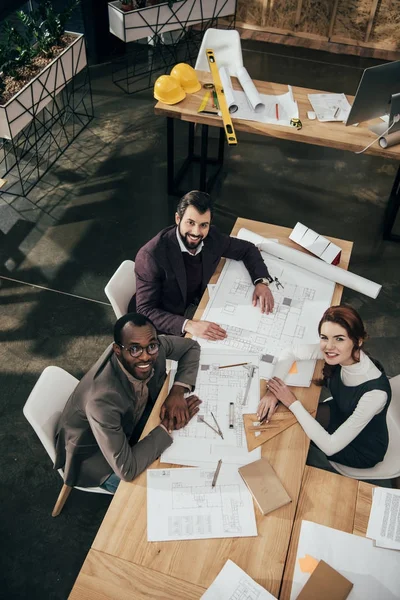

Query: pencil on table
[218,362,249,369]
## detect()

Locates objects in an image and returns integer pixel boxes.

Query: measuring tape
[206,49,237,146]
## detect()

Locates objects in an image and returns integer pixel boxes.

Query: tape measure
[206,49,237,146]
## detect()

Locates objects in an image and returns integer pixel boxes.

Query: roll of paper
[237,228,381,299]
[219,66,238,114]
[379,130,400,149]
[237,66,265,114]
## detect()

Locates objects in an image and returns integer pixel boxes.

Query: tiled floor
[1,38,399,599]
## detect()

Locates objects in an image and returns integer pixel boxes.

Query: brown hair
[316,304,367,384]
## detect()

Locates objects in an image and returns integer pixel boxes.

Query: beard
[178,225,203,250]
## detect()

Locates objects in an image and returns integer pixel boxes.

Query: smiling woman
[257,304,392,475]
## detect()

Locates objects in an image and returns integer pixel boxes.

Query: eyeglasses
[118,342,160,358]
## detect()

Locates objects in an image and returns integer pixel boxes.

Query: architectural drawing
[161,352,261,467]
[199,256,334,386]
[147,467,257,542]
[200,559,277,600]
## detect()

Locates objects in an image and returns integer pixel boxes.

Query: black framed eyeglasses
[118,342,160,358]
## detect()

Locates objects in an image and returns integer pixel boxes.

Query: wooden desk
[69,219,352,599]
[155,71,400,241]
[280,466,374,600]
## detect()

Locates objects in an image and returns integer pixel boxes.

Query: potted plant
[0,0,87,140]
[108,0,237,44]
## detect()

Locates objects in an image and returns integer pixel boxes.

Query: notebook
[296,560,353,600]
[238,457,291,516]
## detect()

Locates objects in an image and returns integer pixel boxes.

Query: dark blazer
[133,225,271,335]
[54,335,200,488]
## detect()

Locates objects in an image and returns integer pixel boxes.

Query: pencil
[218,362,249,369]
[276,103,279,120]
[212,459,222,488]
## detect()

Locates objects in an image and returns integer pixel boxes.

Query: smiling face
[113,322,159,380]
[175,205,211,252]
[319,321,360,367]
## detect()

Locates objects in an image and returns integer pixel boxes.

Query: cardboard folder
[296,560,353,600]
[238,457,291,516]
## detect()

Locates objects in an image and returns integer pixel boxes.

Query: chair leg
[52,483,72,517]
[393,476,400,489]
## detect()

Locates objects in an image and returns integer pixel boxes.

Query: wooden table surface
[86,219,353,599]
[155,71,400,161]
[280,466,374,600]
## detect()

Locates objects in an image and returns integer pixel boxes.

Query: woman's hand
[267,377,297,408]
[257,391,278,422]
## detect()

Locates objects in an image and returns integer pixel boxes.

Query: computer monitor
[346,60,400,129]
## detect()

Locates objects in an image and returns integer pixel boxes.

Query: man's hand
[161,394,201,432]
[252,283,274,314]
[160,384,189,430]
[257,390,278,423]
[267,377,297,408]
[185,319,227,341]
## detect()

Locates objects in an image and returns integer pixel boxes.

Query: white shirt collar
[176,226,203,256]
[340,350,382,385]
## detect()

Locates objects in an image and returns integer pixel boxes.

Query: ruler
[206,49,237,146]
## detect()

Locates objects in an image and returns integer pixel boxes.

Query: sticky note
[289,362,298,375]
[299,554,319,574]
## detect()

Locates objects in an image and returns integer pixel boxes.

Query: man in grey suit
[54,313,201,493]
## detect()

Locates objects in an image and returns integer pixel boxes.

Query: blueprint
[199,255,334,386]
[147,466,257,542]
[161,351,261,466]
[201,559,277,599]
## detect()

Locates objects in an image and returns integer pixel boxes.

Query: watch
[254,277,273,287]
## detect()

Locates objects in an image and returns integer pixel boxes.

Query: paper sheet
[290,520,400,599]
[238,228,382,299]
[147,466,257,542]
[228,88,298,126]
[237,66,265,113]
[201,559,277,599]
[198,251,334,386]
[161,351,261,466]
[308,93,352,122]
[366,488,400,550]
[219,66,238,114]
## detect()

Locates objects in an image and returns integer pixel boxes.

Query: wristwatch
[254,277,273,287]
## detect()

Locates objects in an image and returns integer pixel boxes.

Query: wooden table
[155,71,400,241]
[280,466,375,600]
[69,220,353,599]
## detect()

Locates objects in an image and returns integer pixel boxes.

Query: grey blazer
[54,335,200,487]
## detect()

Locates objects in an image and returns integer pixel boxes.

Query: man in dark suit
[54,313,201,493]
[132,191,274,339]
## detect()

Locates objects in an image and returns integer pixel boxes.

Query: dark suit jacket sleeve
[86,394,172,482]
[161,336,200,391]
[218,233,271,282]
[135,248,186,336]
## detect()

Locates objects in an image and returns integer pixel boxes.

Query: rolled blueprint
[237,66,265,114]
[237,228,382,299]
[379,130,400,149]
[219,66,238,114]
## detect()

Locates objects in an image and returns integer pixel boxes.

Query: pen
[334,107,340,118]
[229,402,234,429]
[276,103,279,120]
[219,362,250,369]
[212,459,222,488]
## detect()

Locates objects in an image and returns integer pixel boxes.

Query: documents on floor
[366,487,400,550]
[147,466,257,542]
[291,520,400,599]
[198,243,334,386]
[201,559,277,599]
[161,351,261,466]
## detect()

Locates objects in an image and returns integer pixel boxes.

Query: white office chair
[329,374,400,480]
[194,28,244,77]
[23,366,112,517]
[104,260,136,319]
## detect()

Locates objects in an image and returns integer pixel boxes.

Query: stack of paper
[308,93,351,122]
[366,487,400,550]
[201,559,277,599]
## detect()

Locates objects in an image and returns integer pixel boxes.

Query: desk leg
[167,117,175,195]
[383,165,400,241]
[200,124,209,191]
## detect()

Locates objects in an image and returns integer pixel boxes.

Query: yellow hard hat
[154,75,186,105]
[170,63,201,94]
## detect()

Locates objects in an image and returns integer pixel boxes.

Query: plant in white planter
[0,0,87,140]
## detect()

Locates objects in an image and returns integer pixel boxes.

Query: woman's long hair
[316,304,367,384]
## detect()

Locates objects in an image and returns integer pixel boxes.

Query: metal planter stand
[108,0,237,94]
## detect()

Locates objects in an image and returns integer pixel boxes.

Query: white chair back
[23,366,78,464]
[104,260,136,319]
[194,28,243,77]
